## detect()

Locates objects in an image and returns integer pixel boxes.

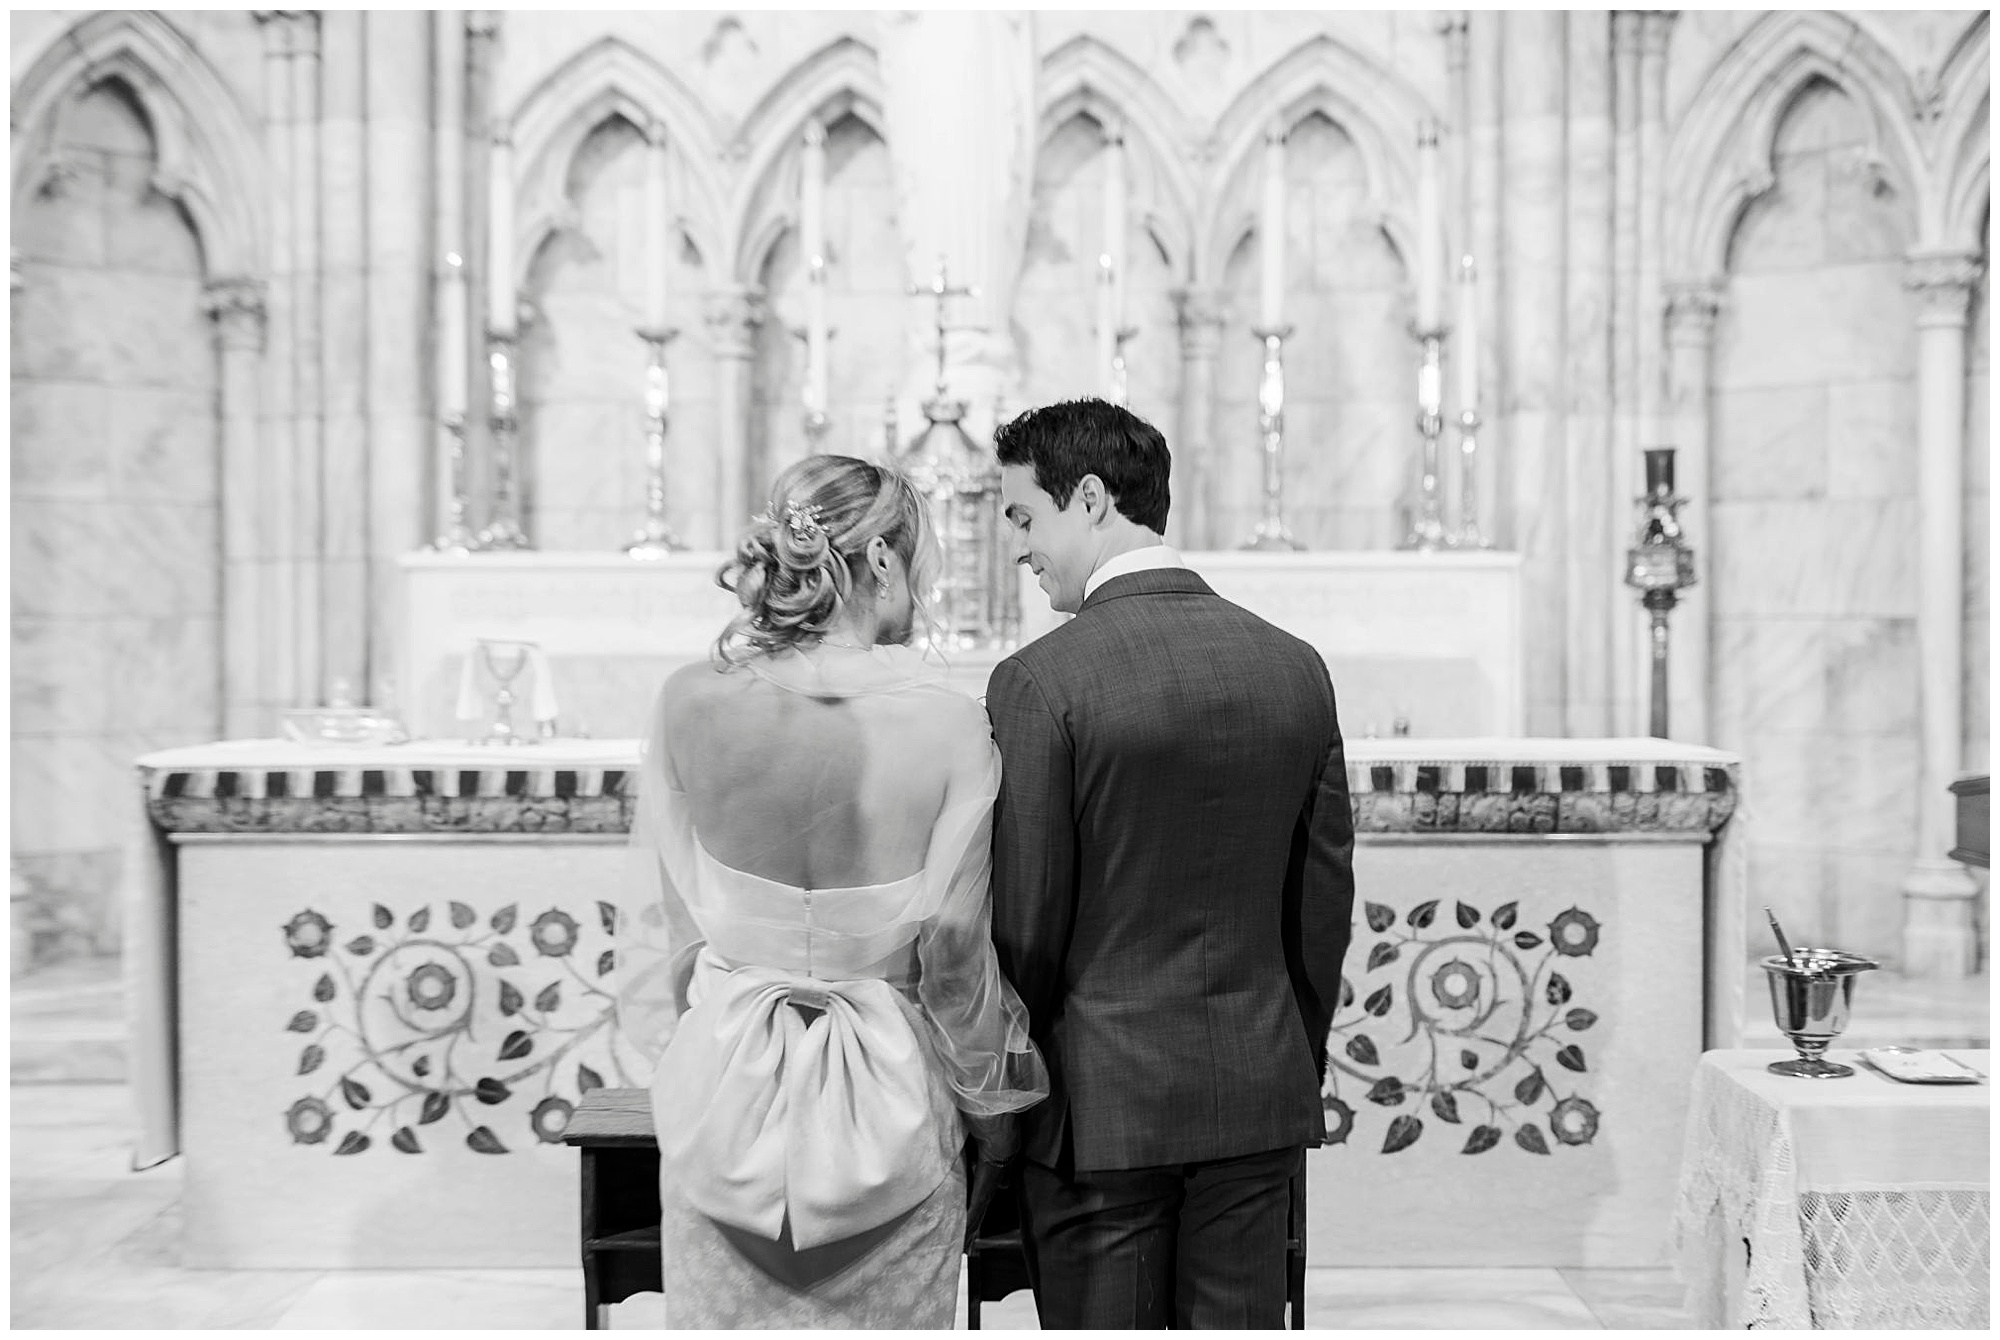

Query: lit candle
[486,133,515,335]
[1259,121,1286,330]
[643,124,670,331]
[1414,121,1443,333]
[439,251,467,417]
[1455,254,1479,410]
[800,121,828,414]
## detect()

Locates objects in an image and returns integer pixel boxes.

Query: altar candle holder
[1402,331,1449,551]
[1110,326,1137,408]
[475,327,532,550]
[1623,446,1698,739]
[625,326,686,558]
[1450,407,1490,549]
[1241,325,1304,552]
[429,413,477,554]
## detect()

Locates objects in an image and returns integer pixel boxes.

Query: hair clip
[754,500,826,545]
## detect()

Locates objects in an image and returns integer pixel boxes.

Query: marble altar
[134,733,1738,1269]
[397,549,1526,739]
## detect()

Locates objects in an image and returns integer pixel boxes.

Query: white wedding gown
[618,644,1047,1327]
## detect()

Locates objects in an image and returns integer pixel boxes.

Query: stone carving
[203,277,269,353]
[1323,896,1604,1157]
[1662,282,1724,346]
[1905,251,1983,326]
[279,897,651,1156]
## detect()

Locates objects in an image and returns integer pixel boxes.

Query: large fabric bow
[652,952,950,1249]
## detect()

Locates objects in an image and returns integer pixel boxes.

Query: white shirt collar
[1084,543,1186,601]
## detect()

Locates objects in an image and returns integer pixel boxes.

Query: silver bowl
[1760,951,1879,1078]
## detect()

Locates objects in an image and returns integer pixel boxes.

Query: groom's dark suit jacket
[987,567,1355,1172]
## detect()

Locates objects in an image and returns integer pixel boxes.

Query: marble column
[431,9,467,539]
[464,11,502,531]
[205,279,269,739]
[1563,14,1614,737]
[1500,10,1569,737]
[364,9,433,706]
[290,11,325,705]
[704,285,765,545]
[1466,13,1503,541]
[1631,12,1674,736]
[1609,12,1643,736]
[876,11,1037,419]
[255,11,306,713]
[1170,286,1227,551]
[1900,249,1983,978]
[1662,281,1722,748]
[319,10,368,702]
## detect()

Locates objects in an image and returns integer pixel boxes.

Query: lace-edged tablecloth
[1669,1049,1990,1329]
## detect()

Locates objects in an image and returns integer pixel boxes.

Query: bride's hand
[964,1110,1019,1166]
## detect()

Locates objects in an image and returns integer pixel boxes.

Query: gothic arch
[1662,10,1926,285]
[1929,15,1990,253]
[10,10,265,279]
[506,36,727,284]
[1039,36,1200,278]
[728,37,887,285]
[1197,34,1437,286]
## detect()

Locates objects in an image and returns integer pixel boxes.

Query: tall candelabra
[1624,447,1698,739]
[1451,407,1489,549]
[428,413,477,553]
[625,327,685,558]
[1402,331,1449,550]
[475,329,531,550]
[1241,326,1303,551]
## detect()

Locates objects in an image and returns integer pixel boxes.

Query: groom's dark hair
[993,398,1171,533]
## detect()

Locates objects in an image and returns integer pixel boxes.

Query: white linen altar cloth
[1669,1049,1991,1329]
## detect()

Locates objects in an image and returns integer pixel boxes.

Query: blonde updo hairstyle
[715,454,936,665]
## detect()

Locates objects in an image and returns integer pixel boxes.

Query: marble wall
[1708,80,1923,956]
[11,79,223,956]
[7,10,1989,971]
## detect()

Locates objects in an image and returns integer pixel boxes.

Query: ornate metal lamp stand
[1624,447,1698,738]
[625,326,685,558]
[475,328,531,550]
[1402,331,1449,550]
[429,413,477,553]
[1241,325,1303,551]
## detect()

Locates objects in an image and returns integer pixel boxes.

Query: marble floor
[12,955,1987,1329]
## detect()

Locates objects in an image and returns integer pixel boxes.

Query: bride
[617,454,1048,1326]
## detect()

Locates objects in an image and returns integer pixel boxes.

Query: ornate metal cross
[907,255,975,396]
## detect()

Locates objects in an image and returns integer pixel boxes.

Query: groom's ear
[1078,474,1111,523]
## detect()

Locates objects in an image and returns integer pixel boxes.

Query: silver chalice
[1760,950,1879,1078]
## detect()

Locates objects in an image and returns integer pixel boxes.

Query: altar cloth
[1670,1049,1991,1328]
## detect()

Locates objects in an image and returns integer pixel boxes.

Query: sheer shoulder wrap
[614,645,1045,1247]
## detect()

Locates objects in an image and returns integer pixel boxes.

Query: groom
[984,399,1355,1328]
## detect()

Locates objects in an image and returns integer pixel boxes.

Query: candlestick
[1455,254,1479,407]
[486,132,516,336]
[1258,121,1287,331]
[626,327,685,557]
[474,327,530,550]
[1450,408,1488,549]
[1402,333,1448,550]
[1097,253,1118,397]
[1241,325,1304,552]
[800,119,828,425]
[1103,126,1127,328]
[438,251,468,417]
[642,123,670,332]
[806,254,829,418]
[428,413,476,554]
[1414,121,1443,333]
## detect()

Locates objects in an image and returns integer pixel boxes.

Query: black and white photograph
[9,4,1991,1330]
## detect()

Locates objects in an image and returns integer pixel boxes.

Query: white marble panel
[1716,267,1916,390]
[11,379,113,501]
[11,268,120,383]
[11,616,112,736]
[1815,731,1922,856]
[103,184,208,278]
[101,502,222,618]
[12,185,107,270]
[101,272,211,390]
[1822,617,1918,737]
[1710,500,1916,618]
[1736,732,1825,849]
[1709,617,1827,737]
[1743,841,1835,951]
[1822,156,1915,265]
[1727,156,1829,274]
[1710,385,1828,501]
[10,735,131,855]
[1824,376,1917,499]
[11,499,114,619]
[1824,847,1917,963]
[106,385,218,504]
